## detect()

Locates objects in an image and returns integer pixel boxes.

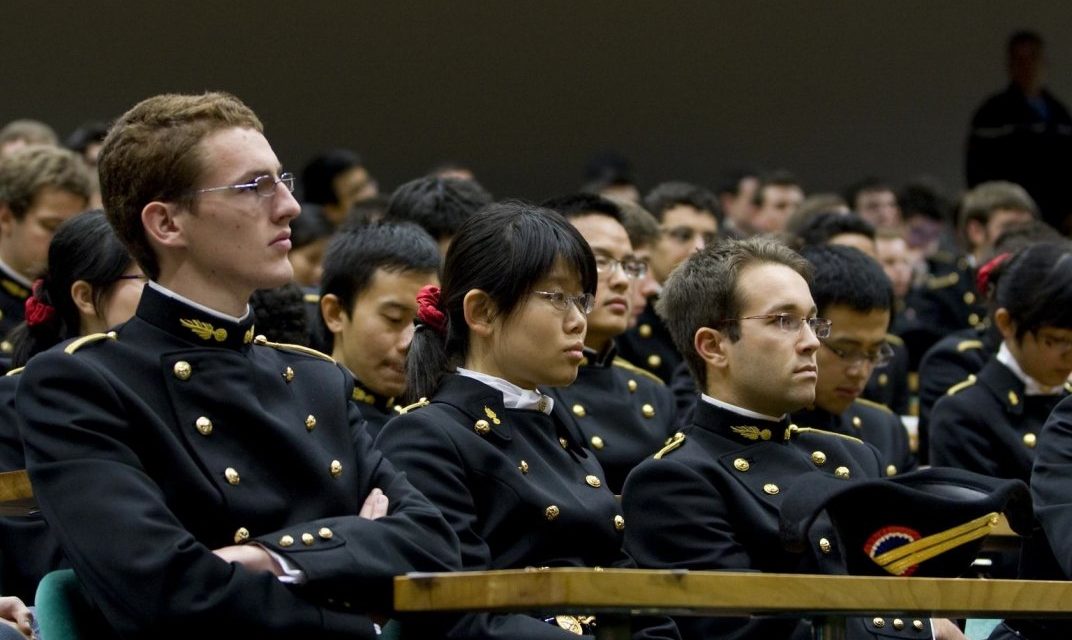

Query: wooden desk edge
[395,569,1072,618]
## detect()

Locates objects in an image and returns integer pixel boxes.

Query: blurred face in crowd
[721,176,759,231]
[855,188,901,229]
[324,165,377,225]
[0,187,87,279]
[876,236,913,299]
[751,184,804,234]
[629,243,660,324]
[967,207,1034,256]
[289,237,329,287]
[324,267,438,399]
[814,305,891,415]
[650,205,717,285]
[570,213,636,351]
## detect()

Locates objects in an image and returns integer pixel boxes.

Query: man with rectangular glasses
[792,244,918,478]
[16,92,459,639]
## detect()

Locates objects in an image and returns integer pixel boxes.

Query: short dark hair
[541,193,623,224]
[290,203,335,250]
[843,177,894,210]
[64,121,110,155]
[799,244,893,317]
[613,198,660,250]
[715,168,760,197]
[405,201,596,402]
[959,181,1038,230]
[991,242,1072,339]
[10,210,134,367]
[385,176,493,242]
[250,283,310,345]
[898,180,954,225]
[657,237,811,389]
[794,212,876,249]
[320,221,440,325]
[643,181,721,223]
[0,145,92,219]
[753,170,803,207]
[301,149,362,206]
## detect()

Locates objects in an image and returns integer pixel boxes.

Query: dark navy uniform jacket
[616,299,681,383]
[929,357,1070,483]
[350,377,397,441]
[623,399,930,640]
[16,284,460,640]
[861,338,910,416]
[376,373,679,640]
[549,345,677,493]
[998,394,1072,639]
[0,374,65,602]
[916,328,997,464]
[0,263,28,342]
[902,257,988,359]
[792,399,918,478]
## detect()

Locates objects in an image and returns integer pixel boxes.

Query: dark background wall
[6,2,1071,200]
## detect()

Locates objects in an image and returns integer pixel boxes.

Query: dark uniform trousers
[0,374,66,602]
[622,400,932,640]
[350,377,397,441]
[616,299,682,384]
[549,345,678,493]
[916,328,996,464]
[929,358,1069,484]
[995,395,1072,639]
[376,374,680,640]
[792,400,918,478]
[16,284,460,640]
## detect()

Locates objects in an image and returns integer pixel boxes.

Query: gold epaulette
[64,331,117,355]
[252,335,335,363]
[303,293,320,304]
[853,397,893,414]
[4,367,23,377]
[956,339,984,353]
[612,357,665,385]
[653,432,685,459]
[946,375,977,396]
[395,397,430,415]
[785,424,864,445]
[885,333,904,347]
[926,271,960,290]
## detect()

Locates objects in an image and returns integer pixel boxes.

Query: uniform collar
[0,259,30,300]
[351,377,397,415]
[996,342,1063,396]
[579,342,617,368]
[136,282,257,351]
[455,367,554,414]
[695,394,790,444]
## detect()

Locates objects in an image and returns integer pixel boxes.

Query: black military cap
[779,468,1032,577]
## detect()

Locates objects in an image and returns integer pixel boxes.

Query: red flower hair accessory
[415,285,447,336]
[976,252,1011,296]
[25,279,57,328]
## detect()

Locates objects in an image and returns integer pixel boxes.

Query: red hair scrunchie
[976,252,1011,296]
[415,285,447,336]
[25,279,57,328]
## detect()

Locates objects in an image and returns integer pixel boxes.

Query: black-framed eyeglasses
[195,172,295,198]
[821,340,895,368]
[532,290,595,315]
[594,255,648,280]
[722,313,832,339]
[661,226,717,245]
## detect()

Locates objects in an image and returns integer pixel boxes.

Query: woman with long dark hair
[377,202,677,639]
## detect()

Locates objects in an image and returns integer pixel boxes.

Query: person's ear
[0,205,16,239]
[141,201,187,250]
[463,289,497,338]
[993,308,1016,342]
[70,280,98,318]
[695,326,730,370]
[320,293,348,334]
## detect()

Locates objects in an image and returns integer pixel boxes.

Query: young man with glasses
[16,92,459,639]
[543,194,677,493]
[616,181,719,383]
[792,245,917,477]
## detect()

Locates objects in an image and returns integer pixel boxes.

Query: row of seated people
[0,92,1066,639]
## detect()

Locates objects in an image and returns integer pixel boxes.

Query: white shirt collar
[700,393,785,422]
[147,281,251,324]
[997,341,1062,396]
[455,367,554,414]
[0,258,32,288]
